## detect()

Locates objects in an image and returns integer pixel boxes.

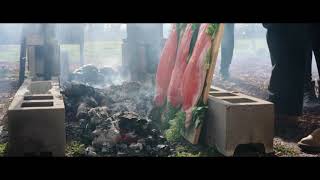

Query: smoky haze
[0,23,318,92]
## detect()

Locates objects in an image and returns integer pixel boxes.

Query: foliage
[165,110,186,142]
[0,143,7,157]
[191,105,208,128]
[65,141,86,157]
[161,102,180,130]
[187,23,200,63]
[274,144,298,156]
[176,151,201,157]
[206,23,219,39]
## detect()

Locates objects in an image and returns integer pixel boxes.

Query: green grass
[176,151,201,157]
[274,144,298,156]
[60,41,122,68]
[173,144,222,157]
[164,110,185,142]
[234,38,268,54]
[0,37,267,70]
[0,143,7,157]
[65,141,86,157]
[0,45,20,62]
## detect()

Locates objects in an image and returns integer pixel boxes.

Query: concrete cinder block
[8,79,65,157]
[205,86,274,156]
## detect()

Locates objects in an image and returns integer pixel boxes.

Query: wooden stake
[203,24,225,104]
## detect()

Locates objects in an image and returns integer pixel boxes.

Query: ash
[62,67,175,157]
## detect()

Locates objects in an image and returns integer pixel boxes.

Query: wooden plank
[182,24,225,144]
[203,24,225,103]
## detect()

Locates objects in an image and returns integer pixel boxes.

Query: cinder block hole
[222,98,256,103]
[21,101,53,107]
[29,81,52,94]
[233,143,266,157]
[24,95,53,100]
[210,88,219,92]
[210,92,237,97]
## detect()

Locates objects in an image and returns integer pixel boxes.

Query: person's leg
[303,50,318,108]
[220,23,234,78]
[311,24,320,98]
[311,23,320,78]
[297,24,320,153]
[266,24,311,117]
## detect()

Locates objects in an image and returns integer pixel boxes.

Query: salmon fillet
[154,24,178,107]
[167,24,194,108]
[181,23,212,128]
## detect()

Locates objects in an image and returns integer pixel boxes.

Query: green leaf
[191,105,208,128]
[206,23,219,39]
[0,143,7,157]
[195,117,201,128]
[187,24,201,63]
[176,23,188,42]
[164,110,186,142]
[66,141,86,157]
[204,48,212,70]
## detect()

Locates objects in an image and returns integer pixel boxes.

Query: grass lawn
[0,38,268,70]
[0,45,20,63]
[60,41,122,69]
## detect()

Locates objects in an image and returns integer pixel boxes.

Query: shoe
[298,128,320,152]
[303,80,319,109]
[220,69,230,80]
[274,115,299,138]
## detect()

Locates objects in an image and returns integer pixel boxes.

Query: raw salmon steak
[181,23,212,128]
[167,24,194,108]
[154,24,178,107]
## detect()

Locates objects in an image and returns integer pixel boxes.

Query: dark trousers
[304,24,320,84]
[265,24,312,116]
[220,23,235,73]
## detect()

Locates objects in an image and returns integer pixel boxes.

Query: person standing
[220,23,235,79]
[303,23,320,109]
[299,24,320,152]
[264,23,312,128]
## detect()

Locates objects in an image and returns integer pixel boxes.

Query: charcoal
[80,96,98,107]
[62,69,179,157]
[88,106,109,125]
[62,82,95,98]
[85,146,97,157]
[72,64,101,85]
[129,143,143,151]
[76,103,91,120]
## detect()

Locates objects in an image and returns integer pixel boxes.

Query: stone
[129,143,143,151]
[85,146,97,157]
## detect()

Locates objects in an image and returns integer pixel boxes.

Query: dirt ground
[0,79,18,126]
[213,53,320,157]
[0,61,19,129]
